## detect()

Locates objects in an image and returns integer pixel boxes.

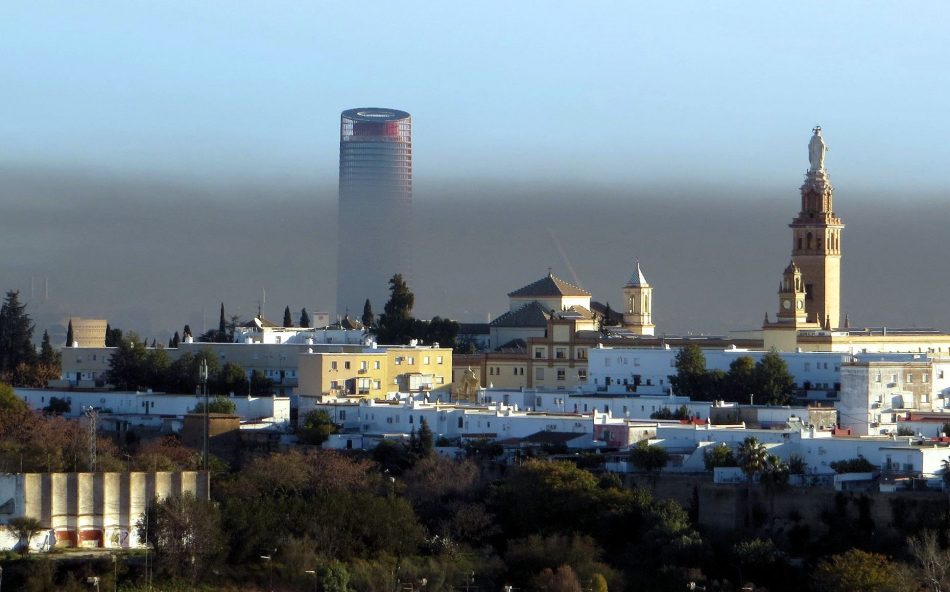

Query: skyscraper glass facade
[337,108,412,315]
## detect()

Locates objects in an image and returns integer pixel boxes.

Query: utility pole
[84,407,99,472]
[200,359,209,471]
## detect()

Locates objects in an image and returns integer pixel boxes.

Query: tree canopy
[0,291,36,375]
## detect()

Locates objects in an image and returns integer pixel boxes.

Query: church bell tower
[789,126,844,329]
[622,260,655,336]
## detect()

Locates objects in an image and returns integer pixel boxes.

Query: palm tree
[737,436,769,527]
[760,454,790,516]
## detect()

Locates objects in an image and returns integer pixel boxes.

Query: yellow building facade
[297,345,452,400]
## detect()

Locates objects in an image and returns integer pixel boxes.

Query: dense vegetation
[3,398,950,592]
[670,344,797,404]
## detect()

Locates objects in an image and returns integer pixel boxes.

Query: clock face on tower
[782,299,791,310]
[797,300,804,310]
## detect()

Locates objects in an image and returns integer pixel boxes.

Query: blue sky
[3,1,949,196]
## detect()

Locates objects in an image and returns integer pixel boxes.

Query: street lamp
[261,555,273,592]
[305,569,318,592]
[86,576,100,592]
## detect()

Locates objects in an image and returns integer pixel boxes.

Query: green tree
[0,290,36,374]
[298,409,338,445]
[216,362,249,396]
[423,316,459,348]
[283,305,293,327]
[703,443,737,471]
[362,298,375,328]
[0,381,28,413]
[193,396,237,414]
[669,344,706,398]
[137,492,225,583]
[43,396,71,415]
[300,307,312,328]
[754,349,796,405]
[65,319,74,346]
[106,331,149,390]
[38,330,60,367]
[105,323,123,347]
[830,457,877,474]
[376,274,417,344]
[384,273,414,320]
[737,436,769,526]
[812,549,900,592]
[630,441,669,488]
[171,331,181,348]
[6,516,45,555]
[218,302,227,337]
[723,356,756,402]
[411,418,434,459]
[249,369,273,397]
[321,560,351,592]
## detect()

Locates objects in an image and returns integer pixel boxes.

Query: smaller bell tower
[776,261,808,325]
[622,260,655,336]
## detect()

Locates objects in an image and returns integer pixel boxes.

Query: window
[331,361,338,370]
[557,369,566,381]
[555,348,566,359]
[906,374,913,383]
[360,361,367,371]
[373,380,381,389]
[423,356,430,364]
[436,356,443,364]
[344,361,351,370]
[534,348,544,359]
[339,410,346,420]
[804,363,811,372]
[535,368,544,380]
[395,357,402,365]
[875,373,882,383]
[330,380,339,389]
[577,348,587,360]
[407,357,414,365]
[578,369,587,380]
[374,361,381,370]
[436,376,444,384]
[923,374,930,383]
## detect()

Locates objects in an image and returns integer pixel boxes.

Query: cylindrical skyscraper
[337,108,412,316]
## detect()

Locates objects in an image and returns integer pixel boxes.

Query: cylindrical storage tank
[102,473,121,548]
[77,473,100,547]
[154,471,173,501]
[128,472,147,547]
[50,473,72,546]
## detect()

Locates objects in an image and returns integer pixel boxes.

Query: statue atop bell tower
[808,125,827,172]
[790,126,844,329]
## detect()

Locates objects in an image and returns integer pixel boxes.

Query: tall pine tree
[39,329,61,367]
[283,306,293,327]
[65,319,74,347]
[0,291,36,373]
[299,308,311,328]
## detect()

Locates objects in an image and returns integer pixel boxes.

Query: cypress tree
[172,331,181,348]
[283,306,293,327]
[65,319,75,347]
[39,330,60,367]
[0,291,36,373]
[299,308,311,328]
[362,299,375,328]
[218,303,227,340]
